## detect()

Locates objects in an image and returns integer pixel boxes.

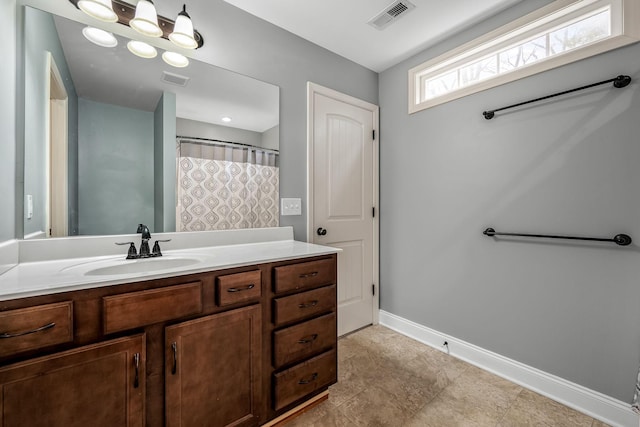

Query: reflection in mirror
[22,6,279,239]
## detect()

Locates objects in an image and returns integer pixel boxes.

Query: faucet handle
[152,239,171,257]
[115,242,138,259]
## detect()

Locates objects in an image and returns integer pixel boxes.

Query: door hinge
[372,130,375,140]
[372,284,375,296]
[372,207,375,218]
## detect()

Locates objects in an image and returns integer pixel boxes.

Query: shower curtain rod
[177,136,280,155]
[482,74,631,120]
[483,227,632,246]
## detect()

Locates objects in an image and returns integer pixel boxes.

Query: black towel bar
[483,228,632,246]
[483,75,631,120]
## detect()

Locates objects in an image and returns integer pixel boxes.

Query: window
[408,0,639,114]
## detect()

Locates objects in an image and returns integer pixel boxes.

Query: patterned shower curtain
[176,138,279,231]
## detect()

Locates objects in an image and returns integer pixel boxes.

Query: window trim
[408,0,640,114]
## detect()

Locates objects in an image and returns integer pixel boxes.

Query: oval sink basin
[84,257,200,276]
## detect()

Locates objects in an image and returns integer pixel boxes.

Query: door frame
[46,52,68,237]
[306,81,380,326]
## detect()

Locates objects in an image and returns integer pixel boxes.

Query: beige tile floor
[286,325,611,427]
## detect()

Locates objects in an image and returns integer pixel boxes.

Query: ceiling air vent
[367,0,416,31]
[161,71,190,87]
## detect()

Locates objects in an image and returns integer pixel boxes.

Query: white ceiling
[53,14,279,133]
[223,0,525,72]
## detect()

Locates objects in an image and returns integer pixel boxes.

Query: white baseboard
[379,310,637,427]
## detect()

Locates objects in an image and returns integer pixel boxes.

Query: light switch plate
[281,198,302,216]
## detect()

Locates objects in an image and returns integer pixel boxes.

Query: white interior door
[308,83,379,336]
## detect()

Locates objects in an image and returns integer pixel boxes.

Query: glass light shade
[169,6,197,49]
[82,26,118,47]
[77,0,118,23]
[129,0,163,37]
[127,40,158,58]
[162,51,189,68]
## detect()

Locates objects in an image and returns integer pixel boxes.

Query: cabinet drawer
[273,259,336,294]
[216,270,262,306]
[273,313,336,368]
[103,282,202,334]
[273,285,336,327]
[0,301,73,358]
[273,349,337,410]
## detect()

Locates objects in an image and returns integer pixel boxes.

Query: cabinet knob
[316,227,327,236]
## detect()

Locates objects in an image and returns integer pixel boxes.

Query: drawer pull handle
[133,353,140,388]
[227,284,255,293]
[0,322,56,338]
[298,334,319,344]
[298,372,318,385]
[298,300,319,309]
[299,272,319,279]
[171,342,178,375]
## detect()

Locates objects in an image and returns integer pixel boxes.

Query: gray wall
[185,0,379,240]
[0,0,16,241]
[22,6,78,237]
[261,125,279,151]
[78,98,154,235]
[176,117,263,148]
[154,92,177,233]
[379,0,640,402]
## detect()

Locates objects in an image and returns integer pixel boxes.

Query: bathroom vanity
[0,229,338,426]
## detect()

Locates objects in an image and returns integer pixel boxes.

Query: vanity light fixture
[169,4,197,49]
[82,26,118,47]
[162,51,189,67]
[77,0,118,22]
[129,0,163,37]
[127,40,158,58]
[70,0,204,48]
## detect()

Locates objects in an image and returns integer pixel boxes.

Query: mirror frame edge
[15,2,26,241]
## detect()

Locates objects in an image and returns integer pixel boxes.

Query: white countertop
[0,235,339,301]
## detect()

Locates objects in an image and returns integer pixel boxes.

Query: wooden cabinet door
[165,305,262,427]
[0,334,145,427]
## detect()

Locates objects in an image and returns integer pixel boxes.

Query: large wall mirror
[23,6,279,239]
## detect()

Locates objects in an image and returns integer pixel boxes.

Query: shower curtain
[176,138,279,231]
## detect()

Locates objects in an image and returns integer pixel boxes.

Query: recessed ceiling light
[221,117,232,123]
[82,26,118,48]
[77,0,118,23]
[162,51,189,68]
[127,40,158,59]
